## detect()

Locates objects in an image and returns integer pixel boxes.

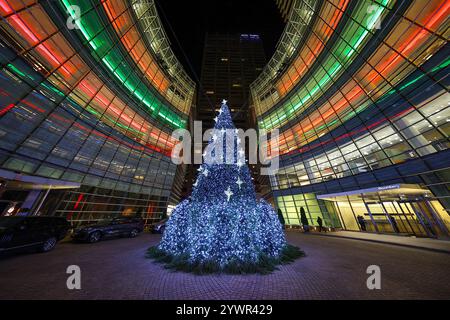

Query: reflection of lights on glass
[166,205,176,216]
[6,205,16,216]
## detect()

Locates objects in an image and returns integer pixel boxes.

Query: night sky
[155,0,285,82]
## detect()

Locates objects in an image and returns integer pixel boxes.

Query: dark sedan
[0,216,70,254]
[72,217,144,243]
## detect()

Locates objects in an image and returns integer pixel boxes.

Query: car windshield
[0,217,24,228]
[96,219,114,226]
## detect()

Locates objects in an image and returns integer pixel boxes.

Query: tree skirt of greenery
[146,244,305,275]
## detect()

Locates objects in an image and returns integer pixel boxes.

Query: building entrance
[318,184,450,238]
[0,169,80,217]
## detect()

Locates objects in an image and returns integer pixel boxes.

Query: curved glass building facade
[0,0,195,224]
[251,0,450,237]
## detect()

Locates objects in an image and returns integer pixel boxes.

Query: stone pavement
[0,232,449,300]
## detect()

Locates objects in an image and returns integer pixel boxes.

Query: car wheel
[40,237,57,252]
[88,231,102,243]
[129,228,139,238]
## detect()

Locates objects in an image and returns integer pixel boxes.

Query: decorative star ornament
[236,177,243,189]
[219,108,224,115]
[222,99,227,105]
[237,159,244,169]
[224,186,233,202]
[202,168,209,177]
[214,116,218,122]
[197,165,203,172]
[193,180,198,187]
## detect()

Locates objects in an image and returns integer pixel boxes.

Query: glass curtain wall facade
[0,0,195,225]
[250,0,450,236]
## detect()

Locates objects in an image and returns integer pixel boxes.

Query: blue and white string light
[158,100,286,268]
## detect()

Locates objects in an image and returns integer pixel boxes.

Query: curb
[298,232,450,255]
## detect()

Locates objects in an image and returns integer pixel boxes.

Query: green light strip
[382,56,450,99]
[86,105,146,136]
[289,57,450,146]
[7,63,27,78]
[7,61,147,140]
[61,0,185,128]
[260,0,392,130]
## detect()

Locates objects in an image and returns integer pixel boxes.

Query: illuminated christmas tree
[148,100,303,274]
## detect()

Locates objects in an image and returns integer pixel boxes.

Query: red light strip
[102,0,170,98]
[0,103,15,116]
[276,0,350,96]
[73,193,84,209]
[276,1,448,154]
[285,106,415,157]
[0,89,173,156]
[7,6,72,76]
[1,1,177,151]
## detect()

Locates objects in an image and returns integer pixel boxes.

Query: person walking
[389,214,399,233]
[277,208,286,229]
[300,207,309,232]
[357,215,367,231]
[317,216,323,232]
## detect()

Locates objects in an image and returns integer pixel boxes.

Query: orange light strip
[0,0,177,153]
[102,0,178,109]
[8,14,72,77]
[275,0,448,154]
[275,0,350,97]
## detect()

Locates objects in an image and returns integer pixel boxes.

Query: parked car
[0,216,70,254]
[150,218,167,234]
[72,217,144,243]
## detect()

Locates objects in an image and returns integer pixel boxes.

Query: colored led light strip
[275,0,350,98]
[275,1,448,152]
[0,1,176,151]
[260,0,392,130]
[61,0,186,128]
[2,60,175,153]
[101,0,185,113]
[275,57,449,156]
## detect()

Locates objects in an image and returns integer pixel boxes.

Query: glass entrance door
[322,184,450,238]
[409,200,448,238]
[389,201,427,236]
[346,199,433,237]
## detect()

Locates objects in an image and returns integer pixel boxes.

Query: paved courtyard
[0,232,449,299]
